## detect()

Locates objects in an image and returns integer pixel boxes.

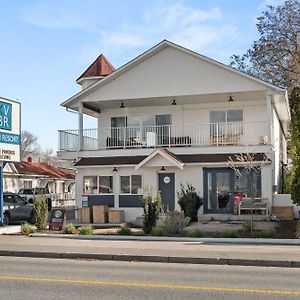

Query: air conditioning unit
[259,135,268,145]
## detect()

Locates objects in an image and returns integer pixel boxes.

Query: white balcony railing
[58,122,270,151]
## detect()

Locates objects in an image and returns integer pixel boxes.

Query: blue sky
[0,0,284,152]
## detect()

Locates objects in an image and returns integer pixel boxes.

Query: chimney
[27,156,32,163]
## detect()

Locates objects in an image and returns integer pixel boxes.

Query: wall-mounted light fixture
[113,167,118,172]
[120,102,125,108]
[228,96,234,102]
[160,166,166,171]
[172,99,177,105]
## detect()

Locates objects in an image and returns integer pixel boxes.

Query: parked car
[18,187,52,211]
[3,193,35,225]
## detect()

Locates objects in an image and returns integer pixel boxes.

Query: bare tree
[20,130,41,160]
[228,153,269,237]
[230,0,300,91]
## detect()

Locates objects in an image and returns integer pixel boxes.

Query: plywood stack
[92,205,108,223]
[79,207,93,223]
[108,210,124,224]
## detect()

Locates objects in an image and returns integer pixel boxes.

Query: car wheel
[3,213,9,226]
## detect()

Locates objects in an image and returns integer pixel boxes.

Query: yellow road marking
[0,275,299,296]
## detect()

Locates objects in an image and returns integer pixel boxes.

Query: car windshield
[19,189,33,195]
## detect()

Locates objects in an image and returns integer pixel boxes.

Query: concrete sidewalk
[0,235,299,268]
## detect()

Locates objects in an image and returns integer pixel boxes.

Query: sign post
[0,97,21,226]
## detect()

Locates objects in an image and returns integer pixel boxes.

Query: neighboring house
[3,158,75,203]
[57,40,290,222]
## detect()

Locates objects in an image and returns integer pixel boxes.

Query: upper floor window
[210,109,243,124]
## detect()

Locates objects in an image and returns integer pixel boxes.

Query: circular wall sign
[54,210,63,218]
[164,176,170,184]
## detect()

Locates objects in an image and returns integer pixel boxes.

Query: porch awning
[74,152,269,167]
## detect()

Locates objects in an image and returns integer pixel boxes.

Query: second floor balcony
[58,121,270,152]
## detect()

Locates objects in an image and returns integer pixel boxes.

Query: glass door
[204,168,234,214]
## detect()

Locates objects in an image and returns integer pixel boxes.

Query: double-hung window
[120,175,142,194]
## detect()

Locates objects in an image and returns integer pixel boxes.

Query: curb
[30,233,300,245]
[0,250,299,268]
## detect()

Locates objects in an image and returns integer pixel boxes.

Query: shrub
[161,211,190,235]
[21,223,35,235]
[33,195,48,230]
[187,228,203,238]
[80,225,93,235]
[177,184,203,222]
[259,229,276,239]
[63,223,77,234]
[151,226,166,236]
[222,229,238,238]
[242,220,256,232]
[296,220,300,238]
[142,191,161,234]
[117,224,132,235]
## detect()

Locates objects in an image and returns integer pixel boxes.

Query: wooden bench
[238,198,268,215]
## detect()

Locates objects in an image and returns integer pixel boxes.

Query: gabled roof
[135,148,184,170]
[4,162,74,179]
[76,53,115,82]
[62,39,285,108]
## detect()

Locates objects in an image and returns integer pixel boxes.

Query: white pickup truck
[18,187,53,211]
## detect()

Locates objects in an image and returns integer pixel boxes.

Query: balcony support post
[78,102,83,151]
[266,93,273,145]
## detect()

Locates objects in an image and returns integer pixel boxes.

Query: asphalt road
[0,257,299,300]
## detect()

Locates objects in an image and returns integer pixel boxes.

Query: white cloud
[21,1,241,66]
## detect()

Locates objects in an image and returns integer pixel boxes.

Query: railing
[52,192,75,208]
[58,121,270,151]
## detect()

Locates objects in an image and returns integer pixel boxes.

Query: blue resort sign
[0,98,21,162]
[0,101,12,131]
[0,97,20,226]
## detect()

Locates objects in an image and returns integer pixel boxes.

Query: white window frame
[83,175,114,195]
[120,175,143,195]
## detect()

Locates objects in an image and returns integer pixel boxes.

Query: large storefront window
[234,169,261,201]
[83,176,113,194]
[83,176,97,194]
[99,176,113,193]
[120,175,142,194]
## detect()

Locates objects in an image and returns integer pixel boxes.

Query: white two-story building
[58,40,290,222]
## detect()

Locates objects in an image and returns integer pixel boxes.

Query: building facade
[58,40,290,222]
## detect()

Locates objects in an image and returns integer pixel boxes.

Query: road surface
[0,256,299,299]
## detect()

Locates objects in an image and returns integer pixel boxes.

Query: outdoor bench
[238,197,268,215]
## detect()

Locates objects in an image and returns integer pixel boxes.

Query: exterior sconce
[120,102,125,108]
[161,166,166,171]
[228,96,234,102]
[113,167,118,172]
[172,99,177,105]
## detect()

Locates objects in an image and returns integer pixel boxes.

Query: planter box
[79,207,93,223]
[272,206,294,220]
[108,210,124,224]
[92,205,108,223]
